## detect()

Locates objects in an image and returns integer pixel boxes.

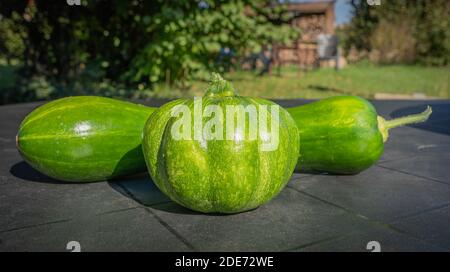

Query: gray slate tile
[378,128,419,163]
[1,99,449,252]
[147,187,370,251]
[0,207,191,252]
[378,125,450,163]
[0,165,138,231]
[288,165,450,222]
[378,143,450,184]
[0,150,23,183]
[391,205,450,250]
[295,223,446,252]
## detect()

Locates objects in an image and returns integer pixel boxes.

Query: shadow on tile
[9,160,216,216]
[107,174,205,215]
[151,201,255,216]
[294,169,327,175]
[108,174,261,216]
[293,165,365,177]
[9,161,69,184]
[9,160,129,185]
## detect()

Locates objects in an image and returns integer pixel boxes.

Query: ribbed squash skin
[142,96,299,213]
[287,96,384,174]
[17,96,155,182]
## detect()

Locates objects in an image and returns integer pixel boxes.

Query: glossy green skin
[142,97,299,213]
[287,96,384,174]
[17,96,155,182]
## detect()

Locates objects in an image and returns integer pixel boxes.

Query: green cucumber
[17,96,156,182]
[287,96,432,174]
[142,74,299,213]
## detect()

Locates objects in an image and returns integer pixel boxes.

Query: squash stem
[205,73,236,97]
[378,106,432,142]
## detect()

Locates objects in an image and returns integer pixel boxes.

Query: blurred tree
[414,0,450,66]
[0,12,26,64]
[343,0,450,65]
[344,0,378,54]
[0,0,298,99]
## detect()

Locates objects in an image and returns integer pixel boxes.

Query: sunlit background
[0,0,449,104]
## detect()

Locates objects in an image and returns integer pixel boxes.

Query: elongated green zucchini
[287,96,432,174]
[17,96,156,182]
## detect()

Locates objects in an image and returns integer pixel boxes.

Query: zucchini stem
[378,106,432,142]
[385,106,432,130]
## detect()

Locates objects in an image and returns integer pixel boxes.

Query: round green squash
[287,96,432,174]
[142,74,299,213]
[17,96,156,182]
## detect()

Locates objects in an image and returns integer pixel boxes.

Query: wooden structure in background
[274,0,336,68]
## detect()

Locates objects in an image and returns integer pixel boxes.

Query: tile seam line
[286,185,383,224]
[286,228,449,252]
[376,164,450,186]
[0,206,143,234]
[143,207,196,251]
[113,182,146,207]
[287,186,450,251]
[282,234,345,252]
[376,155,418,164]
[0,218,72,234]
[97,206,141,215]
[292,166,450,222]
[389,202,450,224]
[286,186,415,236]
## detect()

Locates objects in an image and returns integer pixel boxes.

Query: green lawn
[180,63,450,99]
[1,62,449,102]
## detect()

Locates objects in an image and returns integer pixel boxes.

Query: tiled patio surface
[1,99,449,252]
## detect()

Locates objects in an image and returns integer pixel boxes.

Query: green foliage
[0,12,26,63]
[414,0,450,66]
[0,0,299,103]
[343,0,450,66]
[127,0,298,85]
[344,0,378,53]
